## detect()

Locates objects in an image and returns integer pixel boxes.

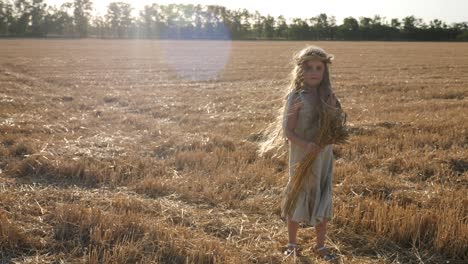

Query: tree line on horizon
[1,0,467,41]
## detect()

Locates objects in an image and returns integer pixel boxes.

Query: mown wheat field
[0,40,467,263]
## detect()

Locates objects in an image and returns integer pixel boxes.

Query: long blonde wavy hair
[257,45,335,158]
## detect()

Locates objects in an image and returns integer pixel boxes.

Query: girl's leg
[287,217,299,245]
[315,219,328,247]
[314,219,338,260]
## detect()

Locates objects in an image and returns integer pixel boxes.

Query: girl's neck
[304,84,319,93]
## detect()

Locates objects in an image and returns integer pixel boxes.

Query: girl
[258,45,341,261]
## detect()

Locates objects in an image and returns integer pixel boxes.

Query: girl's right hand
[305,142,322,155]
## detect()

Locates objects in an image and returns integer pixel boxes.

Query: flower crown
[295,48,334,65]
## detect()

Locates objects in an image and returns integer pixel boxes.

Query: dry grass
[0,39,467,263]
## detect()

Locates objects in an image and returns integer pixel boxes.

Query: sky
[45,0,468,24]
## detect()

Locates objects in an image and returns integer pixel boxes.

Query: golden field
[0,40,467,263]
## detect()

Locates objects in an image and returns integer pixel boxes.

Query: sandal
[283,243,301,256]
[315,245,338,262]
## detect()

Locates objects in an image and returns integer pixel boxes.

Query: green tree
[315,13,329,39]
[9,0,47,36]
[0,0,14,35]
[10,0,30,35]
[390,18,401,29]
[89,14,106,37]
[238,8,251,39]
[290,18,309,40]
[359,16,372,40]
[328,15,337,40]
[51,2,74,36]
[338,17,359,40]
[227,9,243,39]
[139,3,162,38]
[30,0,47,36]
[454,22,468,40]
[251,11,263,38]
[204,5,231,39]
[73,0,92,37]
[159,4,182,38]
[263,15,275,39]
[275,15,288,39]
[2,2,467,41]
[106,2,133,38]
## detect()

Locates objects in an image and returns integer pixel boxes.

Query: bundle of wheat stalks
[282,100,349,218]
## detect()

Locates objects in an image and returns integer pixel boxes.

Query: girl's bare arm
[285,96,316,150]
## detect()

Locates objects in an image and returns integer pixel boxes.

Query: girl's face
[302,59,325,89]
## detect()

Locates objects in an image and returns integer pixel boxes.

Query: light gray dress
[281,88,334,227]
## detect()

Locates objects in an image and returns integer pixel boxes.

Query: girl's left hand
[327,93,337,107]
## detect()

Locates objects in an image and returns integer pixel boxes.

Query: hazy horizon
[44,0,468,25]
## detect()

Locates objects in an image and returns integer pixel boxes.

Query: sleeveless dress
[281,88,334,227]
